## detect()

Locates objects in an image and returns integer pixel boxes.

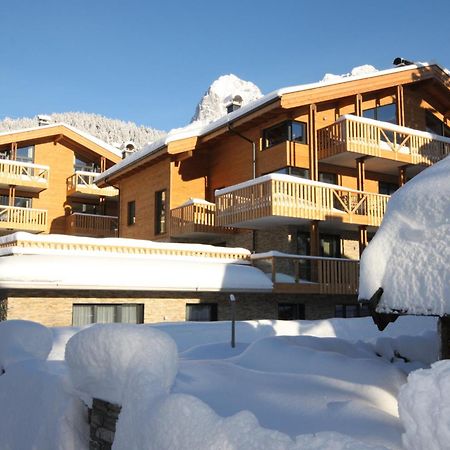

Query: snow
[65,324,178,405]
[322,64,378,82]
[358,155,450,315]
[0,320,53,371]
[0,316,441,449]
[191,74,262,123]
[0,254,272,291]
[398,360,450,450]
[97,62,447,185]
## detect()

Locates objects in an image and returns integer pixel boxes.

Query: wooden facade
[0,124,121,236]
[97,63,450,305]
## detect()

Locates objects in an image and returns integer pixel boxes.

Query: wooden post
[439,316,450,360]
[8,186,15,206]
[308,104,318,181]
[396,85,405,127]
[100,156,106,173]
[355,94,363,117]
[356,157,366,192]
[398,165,408,187]
[11,142,17,160]
[358,225,368,256]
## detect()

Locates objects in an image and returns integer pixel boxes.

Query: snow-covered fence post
[439,316,450,360]
[89,398,122,450]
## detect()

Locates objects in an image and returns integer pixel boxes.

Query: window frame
[262,120,308,150]
[154,189,167,235]
[185,303,218,321]
[127,200,136,226]
[72,303,144,326]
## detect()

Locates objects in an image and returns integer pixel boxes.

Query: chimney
[226,95,243,114]
[37,115,52,126]
[393,57,414,67]
[121,141,136,159]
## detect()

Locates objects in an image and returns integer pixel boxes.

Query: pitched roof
[97,62,450,184]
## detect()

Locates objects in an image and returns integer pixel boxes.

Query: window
[379,182,398,195]
[262,121,307,149]
[425,111,450,138]
[72,304,144,326]
[16,146,34,163]
[319,172,337,185]
[74,154,99,172]
[278,303,305,320]
[155,190,167,235]
[270,167,310,178]
[71,202,99,215]
[0,195,32,208]
[363,103,397,124]
[335,304,370,318]
[186,303,218,321]
[127,201,136,226]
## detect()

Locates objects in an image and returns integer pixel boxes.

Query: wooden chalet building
[94,61,450,321]
[0,122,121,238]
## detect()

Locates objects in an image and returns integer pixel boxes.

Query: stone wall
[3,289,358,326]
[89,398,121,450]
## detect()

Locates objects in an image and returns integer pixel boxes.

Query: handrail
[318,115,450,164]
[0,159,49,182]
[170,200,216,236]
[0,205,47,229]
[67,171,118,196]
[66,213,118,237]
[215,176,389,227]
[252,252,359,295]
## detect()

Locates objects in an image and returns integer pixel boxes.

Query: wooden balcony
[215,174,389,229]
[66,213,118,238]
[0,205,47,234]
[318,115,450,174]
[0,159,49,192]
[67,171,118,198]
[251,252,359,295]
[170,199,233,239]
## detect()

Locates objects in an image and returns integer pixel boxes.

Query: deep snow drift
[359,155,450,315]
[0,317,442,449]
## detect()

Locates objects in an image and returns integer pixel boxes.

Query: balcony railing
[0,159,49,191]
[0,205,47,233]
[66,213,118,238]
[67,171,118,198]
[215,174,389,228]
[318,115,450,165]
[170,199,233,237]
[252,252,359,295]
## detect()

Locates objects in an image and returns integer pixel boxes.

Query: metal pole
[230,294,236,348]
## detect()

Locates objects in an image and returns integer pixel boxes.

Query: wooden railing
[251,252,359,295]
[0,205,47,232]
[170,200,217,236]
[0,159,49,188]
[215,175,389,227]
[67,171,118,197]
[318,115,450,164]
[66,213,118,237]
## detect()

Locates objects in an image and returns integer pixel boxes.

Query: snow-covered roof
[0,254,272,292]
[0,123,123,158]
[97,61,449,184]
[358,155,450,316]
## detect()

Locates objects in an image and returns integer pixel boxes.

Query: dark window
[71,202,99,215]
[425,111,450,137]
[127,201,136,226]
[16,145,34,163]
[379,182,398,195]
[0,195,32,208]
[278,303,305,320]
[363,103,397,124]
[270,167,310,178]
[263,121,307,149]
[186,303,218,321]
[155,190,167,235]
[335,304,370,318]
[319,172,337,185]
[297,232,341,258]
[74,154,99,172]
[72,304,144,326]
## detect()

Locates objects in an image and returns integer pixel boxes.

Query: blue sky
[1,0,449,131]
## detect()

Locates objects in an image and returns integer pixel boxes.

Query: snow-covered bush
[65,324,178,405]
[398,360,450,450]
[0,320,53,371]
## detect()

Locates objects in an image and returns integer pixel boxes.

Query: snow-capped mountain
[0,112,166,149]
[191,74,262,124]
